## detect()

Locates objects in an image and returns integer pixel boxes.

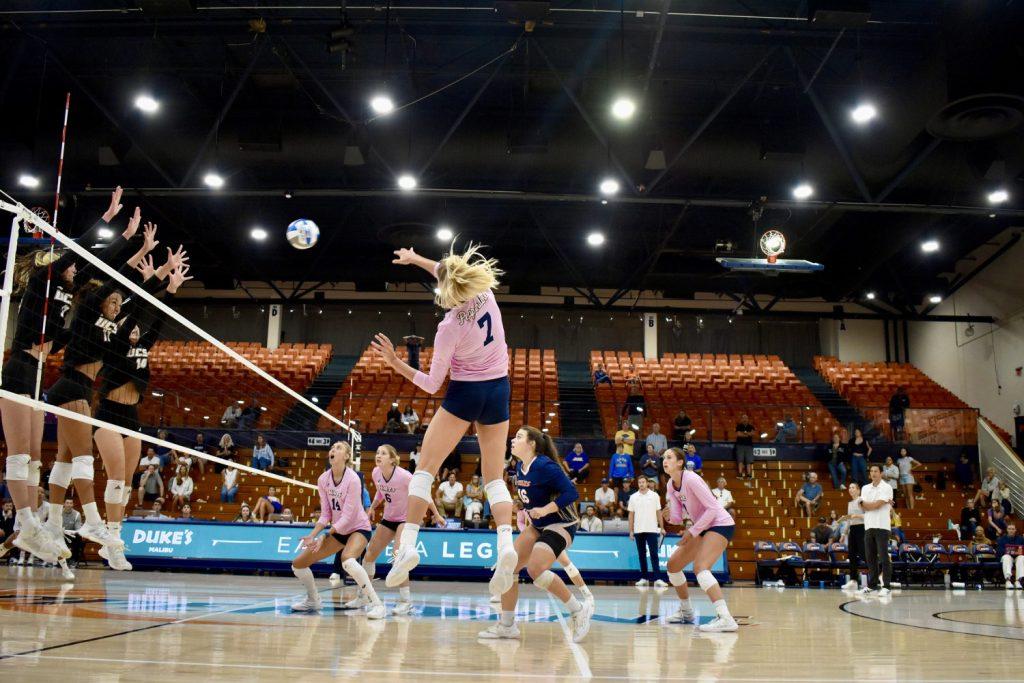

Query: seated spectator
[616,477,637,518]
[60,499,84,563]
[645,423,668,455]
[174,451,194,475]
[409,442,422,473]
[811,516,833,544]
[169,468,194,512]
[638,444,663,484]
[154,429,174,468]
[774,415,798,442]
[970,527,994,559]
[954,451,974,489]
[672,408,693,441]
[997,522,1023,589]
[973,468,1000,507]
[221,464,239,503]
[711,477,734,515]
[192,433,211,474]
[401,404,420,434]
[882,456,900,491]
[252,486,283,523]
[683,443,703,475]
[435,472,464,519]
[795,472,823,517]
[464,512,489,530]
[239,402,260,430]
[999,483,1013,516]
[276,508,295,524]
[137,464,164,507]
[462,474,485,520]
[608,443,635,487]
[594,479,616,518]
[214,433,238,473]
[614,419,637,457]
[890,507,906,545]
[250,434,275,471]
[221,403,241,428]
[150,499,169,519]
[179,503,194,520]
[580,505,603,532]
[564,443,591,484]
[593,363,612,388]
[133,449,161,494]
[233,503,254,523]
[384,403,403,433]
[960,499,980,540]
[986,497,1008,541]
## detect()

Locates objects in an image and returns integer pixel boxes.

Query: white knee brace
[408,470,434,503]
[26,460,41,486]
[484,479,513,506]
[534,569,556,591]
[5,454,30,481]
[71,455,95,480]
[563,562,580,580]
[49,461,74,489]
[668,570,687,587]
[104,480,126,505]
[696,569,718,593]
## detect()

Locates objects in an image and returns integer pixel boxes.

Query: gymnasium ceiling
[1,1,1023,316]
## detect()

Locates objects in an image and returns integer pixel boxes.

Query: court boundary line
[838,599,1024,642]
[546,593,592,679]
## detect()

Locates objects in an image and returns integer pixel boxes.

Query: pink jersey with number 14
[316,467,371,535]
[371,465,412,523]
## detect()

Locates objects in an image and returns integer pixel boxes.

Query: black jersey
[98,306,164,398]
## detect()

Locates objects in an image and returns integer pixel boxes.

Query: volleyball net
[0,189,362,492]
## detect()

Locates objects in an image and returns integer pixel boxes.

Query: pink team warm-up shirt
[667,470,735,537]
[316,467,371,535]
[412,265,508,394]
[371,465,413,522]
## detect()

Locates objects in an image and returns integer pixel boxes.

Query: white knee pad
[408,470,434,503]
[668,570,687,587]
[534,569,556,591]
[563,562,580,580]
[71,455,95,480]
[104,480,126,505]
[26,460,41,486]
[5,454,30,481]
[484,479,513,506]
[696,569,718,593]
[49,461,73,489]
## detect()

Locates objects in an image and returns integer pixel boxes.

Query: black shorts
[535,524,577,558]
[93,398,140,433]
[441,376,510,425]
[45,368,94,407]
[331,529,372,546]
[700,524,735,541]
[734,444,754,465]
[379,518,402,532]
[1,350,40,395]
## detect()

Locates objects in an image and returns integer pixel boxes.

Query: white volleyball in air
[286,218,319,249]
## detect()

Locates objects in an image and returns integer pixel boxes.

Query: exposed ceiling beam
[922,231,1022,315]
[640,0,672,102]
[873,137,943,203]
[530,209,602,308]
[606,205,689,307]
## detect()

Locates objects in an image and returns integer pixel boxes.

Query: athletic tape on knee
[5,454,30,481]
[533,569,556,591]
[563,562,580,580]
[696,569,718,593]
[408,470,434,502]
[26,460,41,486]
[71,455,95,481]
[104,480,126,505]
[49,461,73,489]
[484,479,513,506]
[669,570,687,587]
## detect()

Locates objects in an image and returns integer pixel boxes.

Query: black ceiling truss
[873,136,944,204]
[640,0,672,102]
[605,205,689,308]
[921,231,1022,316]
[529,208,602,308]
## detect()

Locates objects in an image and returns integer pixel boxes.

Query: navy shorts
[379,518,402,532]
[2,350,39,395]
[700,525,735,541]
[441,376,510,425]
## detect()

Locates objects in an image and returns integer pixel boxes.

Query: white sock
[344,559,382,605]
[500,610,515,626]
[713,599,732,619]
[566,596,582,613]
[82,502,103,527]
[46,503,63,531]
[679,598,692,611]
[398,523,420,551]
[293,566,318,600]
[15,507,39,531]
[107,521,122,538]
[496,524,513,552]
[399,586,410,601]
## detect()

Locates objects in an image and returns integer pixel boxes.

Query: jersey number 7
[477,312,494,346]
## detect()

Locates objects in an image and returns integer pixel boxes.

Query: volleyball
[286,218,319,249]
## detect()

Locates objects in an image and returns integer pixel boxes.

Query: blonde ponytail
[434,242,503,309]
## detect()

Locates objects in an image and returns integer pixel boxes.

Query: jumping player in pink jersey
[371,244,518,597]
[661,447,738,632]
[290,441,386,618]
[344,444,445,615]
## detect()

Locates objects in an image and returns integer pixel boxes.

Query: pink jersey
[412,269,507,393]
[667,470,735,537]
[371,465,413,522]
[316,467,371,535]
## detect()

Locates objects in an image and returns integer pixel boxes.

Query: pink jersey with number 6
[371,465,413,523]
[316,467,371,535]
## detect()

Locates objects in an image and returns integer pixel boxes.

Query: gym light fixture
[610,96,636,120]
[599,178,620,196]
[250,227,268,241]
[921,240,940,253]
[203,172,225,189]
[929,295,942,304]
[397,174,417,191]
[370,94,395,116]
[134,94,160,114]
[436,226,453,241]
[987,188,1009,204]
[17,174,40,188]
[866,291,876,300]
[586,232,605,247]
[792,183,814,200]
[97,227,114,239]
[850,102,877,125]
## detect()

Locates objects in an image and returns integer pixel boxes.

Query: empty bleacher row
[591,351,842,442]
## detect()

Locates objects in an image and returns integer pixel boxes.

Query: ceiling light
[436,226,453,241]
[850,102,877,125]
[610,96,636,120]
[17,174,40,189]
[929,295,942,304]
[370,94,395,115]
[397,174,417,191]
[866,291,876,300]
[203,172,225,189]
[921,240,940,253]
[792,183,814,200]
[134,94,160,114]
[250,227,268,241]
[586,231,605,247]
[599,178,620,196]
[987,188,1009,204]
[97,227,114,239]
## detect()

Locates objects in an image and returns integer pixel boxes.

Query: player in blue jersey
[478,425,594,643]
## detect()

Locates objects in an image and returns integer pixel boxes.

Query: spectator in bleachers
[169,468,194,512]
[848,428,872,486]
[826,432,848,490]
[841,482,865,590]
[646,423,668,455]
[795,472,823,517]
[882,456,899,491]
[192,433,210,475]
[137,464,164,507]
[150,500,169,520]
[463,474,485,520]
[711,478,734,516]
[155,428,174,468]
[439,446,461,481]
[639,444,663,486]
[888,386,910,441]
[233,503,253,523]
[622,365,645,425]
[890,507,905,545]
[970,527,990,554]
[252,486,283,523]
[774,415,797,443]
[954,451,975,489]
[175,451,195,476]
[409,442,422,473]
[135,446,161,486]
[986,497,1008,542]
[564,443,590,484]
[385,403,402,433]
[464,512,488,530]
[179,504,193,520]
[401,404,420,434]
[959,499,980,540]
[811,516,833,544]
[999,482,1012,516]
[734,414,755,479]
[673,408,693,442]
[250,434,275,471]
[221,403,242,428]
[616,477,637,518]
[221,464,239,503]
[593,363,612,388]
[609,442,635,487]
[60,499,84,564]
[0,501,14,546]
[276,508,295,524]
[827,509,842,542]
[239,402,260,430]
[683,443,703,475]
[580,505,603,533]
[973,468,1000,508]
[214,433,237,473]
[629,476,666,587]
[594,479,616,518]
[615,419,637,456]
[896,447,923,510]
[998,523,1023,589]
[435,472,464,519]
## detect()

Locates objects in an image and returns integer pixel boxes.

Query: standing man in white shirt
[628,476,666,588]
[859,464,894,595]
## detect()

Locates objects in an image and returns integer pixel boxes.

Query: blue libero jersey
[515,455,580,529]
